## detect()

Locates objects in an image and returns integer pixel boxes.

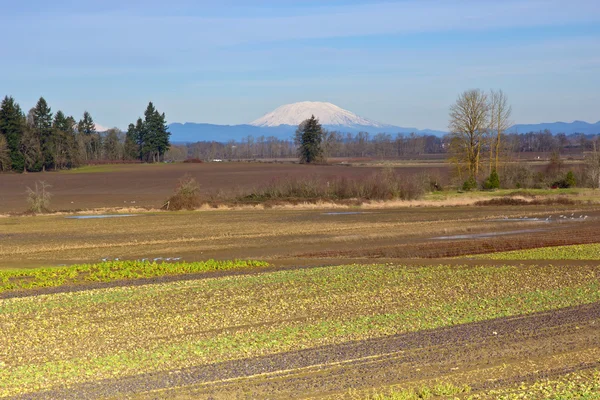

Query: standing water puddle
[433,229,545,240]
[322,212,369,216]
[65,214,138,220]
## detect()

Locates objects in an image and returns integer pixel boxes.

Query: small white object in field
[493,331,498,335]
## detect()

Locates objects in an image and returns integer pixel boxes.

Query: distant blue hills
[168,120,600,143]
[168,122,447,143]
[510,120,600,135]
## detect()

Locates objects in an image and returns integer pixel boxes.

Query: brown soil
[297,215,600,259]
[14,302,600,399]
[0,162,449,213]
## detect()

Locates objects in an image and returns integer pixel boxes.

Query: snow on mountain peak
[250,101,387,128]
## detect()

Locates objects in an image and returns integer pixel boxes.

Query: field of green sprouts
[471,243,600,260]
[360,369,600,399]
[1,262,599,396]
[0,259,269,294]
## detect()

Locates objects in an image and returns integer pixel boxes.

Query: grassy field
[1,182,600,398]
[1,262,599,397]
[472,243,600,260]
[0,259,268,293]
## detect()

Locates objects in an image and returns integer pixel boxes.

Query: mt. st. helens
[250,101,388,128]
[168,101,446,143]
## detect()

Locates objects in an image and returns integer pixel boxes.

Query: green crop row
[357,368,600,399]
[1,263,599,396]
[0,259,269,294]
[471,243,600,260]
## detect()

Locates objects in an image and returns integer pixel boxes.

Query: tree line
[0,96,171,172]
[169,128,598,162]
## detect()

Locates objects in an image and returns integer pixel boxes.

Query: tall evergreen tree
[135,117,145,160]
[77,111,96,160]
[64,116,79,167]
[32,97,54,170]
[143,102,158,162]
[52,111,77,169]
[124,123,140,160]
[297,115,324,164]
[154,111,171,161]
[137,102,171,163]
[0,96,25,171]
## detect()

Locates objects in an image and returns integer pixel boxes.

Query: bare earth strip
[11,302,600,400]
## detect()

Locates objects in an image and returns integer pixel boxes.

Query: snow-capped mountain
[250,101,388,128]
[168,101,447,143]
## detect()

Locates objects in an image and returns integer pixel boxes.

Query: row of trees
[172,128,598,163]
[0,96,171,172]
[447,88,600,190]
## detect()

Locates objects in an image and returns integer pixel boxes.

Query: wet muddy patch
[65,214,138,220]
[433,229,545,240]
[322,212,370,216]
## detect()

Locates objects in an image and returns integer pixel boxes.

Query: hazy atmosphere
[2,0,600,130]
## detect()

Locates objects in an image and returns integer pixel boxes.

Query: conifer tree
[32,97,54,170]
[135,117,145,160]
[124,123,140,160]
[0,96,25,171]
[135,102,171,163]
[297,115,324,164]
[77,111,96,160]
[52,111,78,169]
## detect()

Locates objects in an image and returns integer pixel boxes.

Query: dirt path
[12,302,600,399]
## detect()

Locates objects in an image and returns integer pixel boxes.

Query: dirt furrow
[11,301,600,400]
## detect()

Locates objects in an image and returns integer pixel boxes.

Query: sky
[1,0,599,131]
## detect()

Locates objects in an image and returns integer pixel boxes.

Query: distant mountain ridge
[167,101,600,143]
[510,120,600,135]
[169,101,446,143]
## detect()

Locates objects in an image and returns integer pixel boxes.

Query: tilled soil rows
[299,220,600,259]
[13,302,600,399]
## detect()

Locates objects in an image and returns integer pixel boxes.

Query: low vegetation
[467,368,600,399]
[475,196,576,206]
[25,181,52,213]
[225,169,429,206]
[359,382,471,399]
[0,259,268,294]
[472,243,600,260]
[164,174,202,210]
[2,262,598,396]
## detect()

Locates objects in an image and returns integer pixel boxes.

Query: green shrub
[482,169,500,190]
[462,176,478,191]
[552,170,577,189]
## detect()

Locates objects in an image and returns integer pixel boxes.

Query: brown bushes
[237,169,427,204]
[164,175,202,210]
[26,181,52,213]
[475,197,576,206]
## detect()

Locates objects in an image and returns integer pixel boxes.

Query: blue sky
[1,0,599,131]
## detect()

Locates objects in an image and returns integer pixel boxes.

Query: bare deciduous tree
[488,89,512,173]
[586,141,600,189]
[449,89,490,179]
[0,134,10,171]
